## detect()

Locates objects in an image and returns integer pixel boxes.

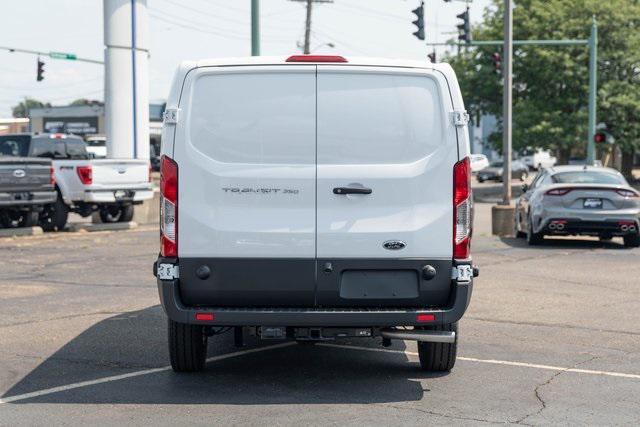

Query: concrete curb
[68,222,138,233]
[0,227,44,237]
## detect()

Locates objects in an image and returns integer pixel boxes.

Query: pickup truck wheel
[39,197,69,232]
[417,323,457,372]
[168,319,208,372]
[20,211,39,227]
[99,205,134,223]
[623,233,640,248]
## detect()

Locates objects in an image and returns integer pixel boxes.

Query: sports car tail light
[453,157,472,259]
[616,189,639,197]
[76,165,92,185]
[546,188,572,196]
[160,155,178,257]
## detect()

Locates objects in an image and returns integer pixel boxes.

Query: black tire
[39,196,69,232]
[21,211,39,227]
[168,319,208,372]
[417,323,457,372]
[623,233,640,248]
[514,212,526,238]
[99,204,134,223]
[477,177,485,183]
[526,214,544,245]
[1,210,39,228]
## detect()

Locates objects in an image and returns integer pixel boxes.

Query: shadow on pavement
[499,235,628,250]
[3,306,441,405]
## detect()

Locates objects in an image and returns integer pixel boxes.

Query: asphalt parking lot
[0,203,639,425]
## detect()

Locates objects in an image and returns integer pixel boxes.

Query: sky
[0,0,493,117]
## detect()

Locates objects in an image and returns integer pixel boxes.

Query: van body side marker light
[286,55,348,63]
[195,313,214,321]
[416,313,435,323]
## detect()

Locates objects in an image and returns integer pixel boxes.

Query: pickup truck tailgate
[92,159,149,185]
[0,157,52,192]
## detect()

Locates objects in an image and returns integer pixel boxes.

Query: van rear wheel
[417,323,457,372]
[168,319,208,372]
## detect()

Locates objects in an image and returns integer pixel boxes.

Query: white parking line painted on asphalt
[318,343,640,380]
[0,342,295,405]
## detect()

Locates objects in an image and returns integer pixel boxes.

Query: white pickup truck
[5,133,153,230]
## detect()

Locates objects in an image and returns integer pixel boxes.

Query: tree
[68,98,104,107]
[11,98,51,118]
[446,0,640,175]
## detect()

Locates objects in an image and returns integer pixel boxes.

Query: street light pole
[586,17,598,164]
[501,0,513,205]
[251,0,260,56]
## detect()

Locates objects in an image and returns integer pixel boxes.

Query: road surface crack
[514,355,599,424]
[380,403,504,424]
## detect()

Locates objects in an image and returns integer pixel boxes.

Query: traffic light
[427,51,436,63]
[594,132,606,144]
[491,52,501,73]
[36,58,45,81]
[456,8,471,44]
[412,1,425,41]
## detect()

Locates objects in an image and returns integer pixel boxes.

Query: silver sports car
[515,165,640,247]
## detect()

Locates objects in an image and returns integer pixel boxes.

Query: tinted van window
[65,139,90,159]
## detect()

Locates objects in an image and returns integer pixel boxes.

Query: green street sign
[49,51,77,60]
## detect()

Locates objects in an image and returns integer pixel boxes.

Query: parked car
[476,160,529,182]
[1,133,153,230]
[470,153,489,173]
[0,135,57,228]
[515,165,640,247]
[521,148,557,170]
[154,55,476,373]
[85,136,107,159]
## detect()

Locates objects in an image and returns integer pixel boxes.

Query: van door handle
[333,187,372,195]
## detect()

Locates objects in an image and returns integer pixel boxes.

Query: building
[0,118,30,135]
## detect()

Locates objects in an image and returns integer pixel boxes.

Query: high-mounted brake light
[49,133,67,139]
[453,157,472,259]
[160,155,178,257]
[76,165,92,185]
[286,55,348,63]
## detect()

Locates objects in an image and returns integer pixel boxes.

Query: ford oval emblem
[13,169,26,178]
[383,240,406,250]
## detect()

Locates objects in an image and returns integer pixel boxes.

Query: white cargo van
[154,55,477,372]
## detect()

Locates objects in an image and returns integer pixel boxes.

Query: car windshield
[551,171,626,185]
[0,135,30,157]
[490,161,503,167]
[86,139,105,147]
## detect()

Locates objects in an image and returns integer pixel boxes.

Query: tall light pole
[251,0,260,56]
[501,0,513,205]
[586,17,598,164]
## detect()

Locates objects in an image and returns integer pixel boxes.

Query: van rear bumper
[156,277,472,327]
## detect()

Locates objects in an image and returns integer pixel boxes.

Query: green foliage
[11,98,51,118]
[446,0,640,158]
[68,98,103,107]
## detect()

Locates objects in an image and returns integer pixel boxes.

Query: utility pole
[303,0,313,54]
[501,0,513,205]
[290,0,333,54]
[251,0,260,56]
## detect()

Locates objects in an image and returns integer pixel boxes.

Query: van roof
[192,56,449,71]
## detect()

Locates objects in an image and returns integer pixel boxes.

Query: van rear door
[173,66,317,307]
[315,66,458,307]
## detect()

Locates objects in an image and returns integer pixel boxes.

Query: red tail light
[453,157,472,259]
[49,166,56,186]
[546,188,572,196]
[616,189,639,197]
[76,165,92,185]
[160,155,178,257]
[286,55,348,63]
